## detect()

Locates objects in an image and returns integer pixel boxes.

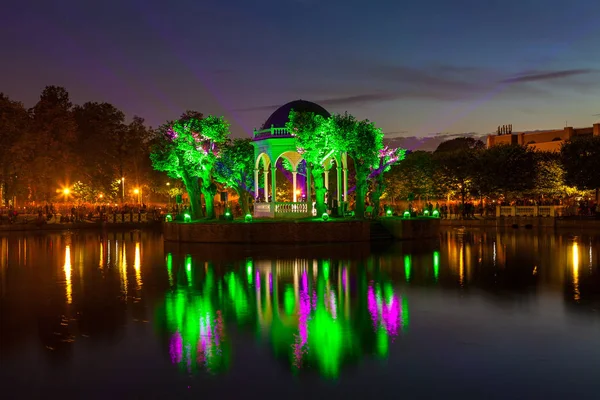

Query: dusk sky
[2,0,599,146]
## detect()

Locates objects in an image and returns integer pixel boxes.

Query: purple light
[342,267,347,290]
[256,271,261,290]
[269,273,273,293]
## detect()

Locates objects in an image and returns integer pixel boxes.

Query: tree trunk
[371,176,385,217]
[355,167,369,218]
[236,186,249,215]
[182,174,203,219]
[201,185,217,220]
[311,168,327,217]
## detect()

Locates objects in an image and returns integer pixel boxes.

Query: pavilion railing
[275,202,308,214]
[253,126,293,138]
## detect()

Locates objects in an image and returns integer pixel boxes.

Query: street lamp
[121,177,125,202]
[63,188,70,195]
[133,188,141,204]
[166,182,171,207]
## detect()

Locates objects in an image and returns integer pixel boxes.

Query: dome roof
[261,100,330,130]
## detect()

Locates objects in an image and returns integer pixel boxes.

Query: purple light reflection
[367,285,378,329]
[293,271,311,368]
[169,331,183,364]
[382,297,400,337]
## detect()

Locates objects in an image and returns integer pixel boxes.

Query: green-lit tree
[215,138,254,215]
[286,110,332,216]
[340,118,384,218]
[150,111,230,219]
[369,146,406,216]
[561,136,600,202]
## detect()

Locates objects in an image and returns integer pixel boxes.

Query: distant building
[487,123,600,152]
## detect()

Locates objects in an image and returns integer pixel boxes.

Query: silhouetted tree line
[385,136,600,204]
[0,86,166,205]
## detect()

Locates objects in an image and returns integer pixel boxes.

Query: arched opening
[255,153,271,202]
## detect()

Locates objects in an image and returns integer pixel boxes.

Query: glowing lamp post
[133,188,141,204]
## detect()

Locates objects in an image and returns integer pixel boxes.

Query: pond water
[0,229,599,399]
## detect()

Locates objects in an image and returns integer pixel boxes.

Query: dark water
[1,229,599,399]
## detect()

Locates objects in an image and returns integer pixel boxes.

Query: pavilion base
[164,220,370,244]
[379,218,440,240]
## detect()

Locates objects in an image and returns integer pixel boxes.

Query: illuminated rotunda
[252,100,348,218]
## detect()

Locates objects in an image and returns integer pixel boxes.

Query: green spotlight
[386,208,392,217]
[165,214,173,222]
[322,212,329,221]
[245,213,253,222]
[403,210,410,218]
[184,213,191,222]
[432,209,439,218]
[423,209,430,216]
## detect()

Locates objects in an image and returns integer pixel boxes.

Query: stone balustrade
[254,202,310,218]
[253,126,293,138]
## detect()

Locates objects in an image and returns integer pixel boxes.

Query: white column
[263,170,269,202]
[324,169,329,191]
[306,164,312,215]
[343,168,348,201]
[271,166,277,203]
[254,169,259,200]
[336,164,342,205]
[292,171,297,202]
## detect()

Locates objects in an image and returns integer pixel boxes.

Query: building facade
[487,123,600,152]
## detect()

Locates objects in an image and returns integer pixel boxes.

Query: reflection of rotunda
[252,100,349,218]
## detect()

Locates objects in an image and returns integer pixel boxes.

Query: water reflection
[0,229,599,396]
[64,245,72,304]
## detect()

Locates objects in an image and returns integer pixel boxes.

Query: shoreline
[440,217,600,230]
[0,221,162,233]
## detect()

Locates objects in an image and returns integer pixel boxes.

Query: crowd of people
[0,203,164,225]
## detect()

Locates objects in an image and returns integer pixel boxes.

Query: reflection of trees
[156,255,406,379]
[155,257,231,375]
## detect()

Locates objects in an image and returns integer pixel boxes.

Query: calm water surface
[1,229,599,399]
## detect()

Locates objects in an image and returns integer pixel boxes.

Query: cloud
[500,69,595,83]
[593,113,600,117]
[384,132,486,152]
[234,93,400,112]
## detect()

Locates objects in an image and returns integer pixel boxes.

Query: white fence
[496,206,564,217]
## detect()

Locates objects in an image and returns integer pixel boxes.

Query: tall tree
[0,94,30,206]
[73,102,127,200]
[385,150,435,204]
[433,146,479,207]
[561,136,600,202]
[215,138,255,215]
[24,86,78,201]
[475,144,537,199]
[286,110,332,216]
